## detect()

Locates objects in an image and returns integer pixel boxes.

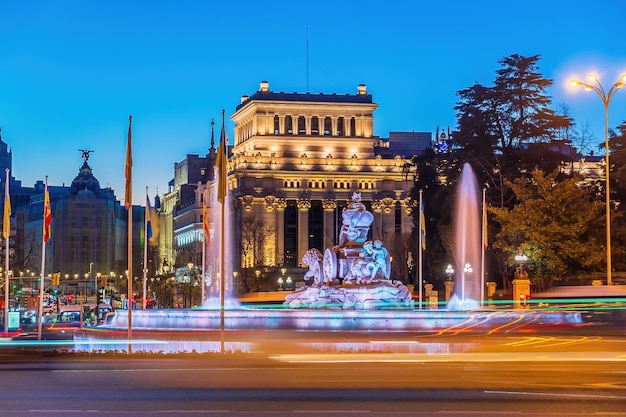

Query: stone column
[305,116,311,136]
[445,280,455,302]
[297,199,311,265]
[331,117,338,136]
[322,199,337,250]
[275,198,287,266]
[278,115,285,135]
[354,116,362,137]
[370,199,383,241]
[486,282,497,305]
[380,198,395,240]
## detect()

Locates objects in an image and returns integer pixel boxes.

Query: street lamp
[570,73,626,285]
[445,264,454,281]
[515,253,528,265]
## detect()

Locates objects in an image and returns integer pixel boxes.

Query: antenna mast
[306,27,309,92]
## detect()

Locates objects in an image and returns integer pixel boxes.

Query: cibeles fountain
[79,167,582,353]
[285,191,412,309]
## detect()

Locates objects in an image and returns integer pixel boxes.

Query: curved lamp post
[569,73,626,285]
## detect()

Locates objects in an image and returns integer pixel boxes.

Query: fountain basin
[104,307,583,332]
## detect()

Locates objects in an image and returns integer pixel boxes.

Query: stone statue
[286,190,411,310]
[302,248,324,286]
[371,240,390,279]
[79,149,94,163]
[338,191,374,246]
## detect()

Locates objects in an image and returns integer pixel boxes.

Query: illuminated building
[225,81,421,272]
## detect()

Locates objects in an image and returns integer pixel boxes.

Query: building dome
[70,161,101,196]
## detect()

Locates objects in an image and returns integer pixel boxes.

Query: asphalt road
[2,322,626,417]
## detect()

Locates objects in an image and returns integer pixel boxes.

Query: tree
[454,54,573,209]
[239,213,274,293]
[490,168,605,290]
[608,121,626,208]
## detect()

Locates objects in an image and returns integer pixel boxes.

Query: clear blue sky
[1,0,624,205]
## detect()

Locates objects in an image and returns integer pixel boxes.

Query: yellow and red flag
[215,110,227,204]
[202,195,210,245]
[43,181,52,242]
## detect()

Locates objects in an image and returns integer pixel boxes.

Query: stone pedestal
[423,284,437,309]
[444,280,455,302]
[512,279,531,309]
[486,282,497,305]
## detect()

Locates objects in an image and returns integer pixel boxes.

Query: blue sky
[0,0,624,205]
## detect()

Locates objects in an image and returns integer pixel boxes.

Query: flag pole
[201,189,207,306]
[37,176,49,340]
[125,115,133,352]
[418,189,423,310]
[481,188,487,306]
[143,187,148,309]
[3,168,10,334]
[218,109,227,353]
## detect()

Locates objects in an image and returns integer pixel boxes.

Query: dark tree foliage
[411,148,451,286]
[491,169,606,289]
[453,54,573,210]
[608,121,626,208]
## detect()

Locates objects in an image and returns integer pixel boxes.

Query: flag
[202,194,210,245]
[146,194,153,242]
[125,116,133,210]
[419,198,426,250]
[43,182,52,243]
[3,170,10,240]
[215,110,227,204]
[145,194,159,246]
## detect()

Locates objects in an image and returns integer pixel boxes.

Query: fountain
[284,191,412,309]
[81,171,582,353]
[447,163,482,310]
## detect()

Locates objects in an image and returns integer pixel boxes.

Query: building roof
[236,81,373,111]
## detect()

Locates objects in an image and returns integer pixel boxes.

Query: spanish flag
[202,194,210,245]
[125,116,133,210]
[215,110,227,204]
[43,181,52,243]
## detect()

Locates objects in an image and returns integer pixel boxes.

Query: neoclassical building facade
[225,81,417,271]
